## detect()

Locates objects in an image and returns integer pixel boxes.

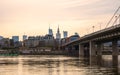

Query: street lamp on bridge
[92,26,95,32]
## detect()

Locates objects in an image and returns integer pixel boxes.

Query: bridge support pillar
[112,40,118,67]
[79,44,84,57]
[89,41,97,65]
[89,41,96,56]
[97,43,103,66]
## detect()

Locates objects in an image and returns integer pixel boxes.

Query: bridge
[61,6,120,67]
[61,24,120,52]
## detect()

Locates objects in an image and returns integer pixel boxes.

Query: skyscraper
[48,26,53,36]
[63,31,68,38]
[12,36,19,43]
[56,26,61,40]
[23,35,27,41]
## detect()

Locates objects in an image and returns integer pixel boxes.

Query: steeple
[57,25,60,33]
[56,25,61,40]
[49,24,50,30]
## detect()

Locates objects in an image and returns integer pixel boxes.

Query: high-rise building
[48,27,53,36]
[63,31,68,38]
[0,36,3,40]
[23,35,27,41]
[56,26,61,40]
[12,36,19,43]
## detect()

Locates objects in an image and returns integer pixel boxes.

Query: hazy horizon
[0,0,120,39]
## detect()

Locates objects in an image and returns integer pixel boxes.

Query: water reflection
[0,55,119,75]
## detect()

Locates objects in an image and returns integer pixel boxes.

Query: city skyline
[0,0,120,38]
[0,26,68,41]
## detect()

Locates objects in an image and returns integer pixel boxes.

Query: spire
[56,24,61,40]
[49,24,50,29]
[57,25,60,33]
[48,24,50,35]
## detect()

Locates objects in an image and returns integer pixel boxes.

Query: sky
[0,0,120,40]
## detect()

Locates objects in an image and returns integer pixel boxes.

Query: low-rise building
[23,35,55,49]
[60,33,80,45]
[0,38,10,48]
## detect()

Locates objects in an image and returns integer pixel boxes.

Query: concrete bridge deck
[62,24,120,46]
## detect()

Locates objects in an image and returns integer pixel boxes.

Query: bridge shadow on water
[84,55,120,75]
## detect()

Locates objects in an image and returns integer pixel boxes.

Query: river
[0,55,119,75]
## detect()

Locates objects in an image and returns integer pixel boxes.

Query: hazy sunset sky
[0,0,120,40]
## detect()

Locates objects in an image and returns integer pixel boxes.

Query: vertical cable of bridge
[105,6,120,28]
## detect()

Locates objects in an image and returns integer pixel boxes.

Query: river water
[0,55,119,75]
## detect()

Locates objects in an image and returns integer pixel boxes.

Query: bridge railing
[81,24,120,39]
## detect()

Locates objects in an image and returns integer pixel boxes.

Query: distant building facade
[69,34,79,41]
[63,31,68,38]
[48,27,53,36]
[23,35,27,41]
[56,26,61,40]
[61,33,80,45]
[0,36,3,40]
[12,36,19,47]
[12,36,19,43]
[0,36,22,48]
[23,35,55,48]
[0,38,10,48]
[23,27,56,49]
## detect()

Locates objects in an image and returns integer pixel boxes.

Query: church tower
[56,25,61,40]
